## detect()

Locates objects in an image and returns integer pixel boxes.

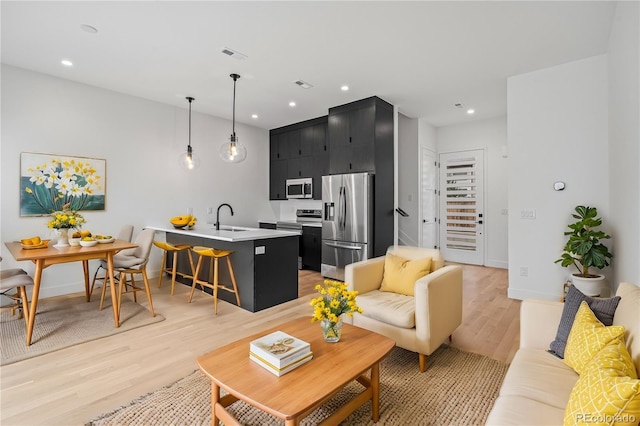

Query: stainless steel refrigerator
[321,172,373,281]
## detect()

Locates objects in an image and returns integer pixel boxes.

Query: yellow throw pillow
[563,301,625,375]
[379,253,431,296]
[564,339,640,426]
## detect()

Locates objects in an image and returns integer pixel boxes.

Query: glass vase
[53,228,70,248]
[321,316,343,343]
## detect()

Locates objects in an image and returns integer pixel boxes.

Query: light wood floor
[0,264,518,426]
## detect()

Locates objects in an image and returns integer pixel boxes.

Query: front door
[439,150,484,265]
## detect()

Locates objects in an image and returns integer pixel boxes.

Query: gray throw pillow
[548,284,621,358]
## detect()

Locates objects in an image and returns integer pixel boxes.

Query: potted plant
[555,205,613,296]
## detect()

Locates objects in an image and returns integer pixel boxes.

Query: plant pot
[571,274,606,297]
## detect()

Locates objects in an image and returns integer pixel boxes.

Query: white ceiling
[1,1,616,130]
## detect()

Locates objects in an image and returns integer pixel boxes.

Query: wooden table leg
[25,259,44,346]
[82,260,90,302]
[106,252,120,328]
[371,362,380,421]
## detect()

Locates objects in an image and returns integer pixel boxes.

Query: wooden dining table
[4,239,137,346]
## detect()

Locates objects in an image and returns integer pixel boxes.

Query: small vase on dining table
[320,316,343,343]
[53,228,70,248]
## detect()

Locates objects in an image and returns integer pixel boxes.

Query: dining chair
[99,228,156,317]
[89,224,134,301]
[0,256,33,321]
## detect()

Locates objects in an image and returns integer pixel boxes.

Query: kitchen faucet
[215,203,234,231]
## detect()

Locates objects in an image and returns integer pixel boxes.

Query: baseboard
[507,287,561,301]
[485,259,508,269]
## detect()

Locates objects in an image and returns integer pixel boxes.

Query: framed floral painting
[20,152,106,216]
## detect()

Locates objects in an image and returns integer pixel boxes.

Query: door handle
[325,242,363,250]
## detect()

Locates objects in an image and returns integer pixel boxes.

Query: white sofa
[486,282,640,425]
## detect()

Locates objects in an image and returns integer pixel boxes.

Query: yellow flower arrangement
[310,279,363,340]
[47,203,86,230]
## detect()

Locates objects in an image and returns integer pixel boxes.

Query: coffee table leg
[211,382,219,426]
[371,362,380,421]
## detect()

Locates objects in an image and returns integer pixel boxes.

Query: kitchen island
[147,225,300,312]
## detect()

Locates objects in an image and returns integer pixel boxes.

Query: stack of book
[249,330,313,376]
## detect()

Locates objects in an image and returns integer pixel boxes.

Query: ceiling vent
[221,47,247,60]
[294,80,313,89]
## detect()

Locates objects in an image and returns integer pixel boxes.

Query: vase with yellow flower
[48,203,86,248]
[310,279,363,342]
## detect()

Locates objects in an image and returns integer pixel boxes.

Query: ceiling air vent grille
[221,47,247,60]
[294,80,313,89]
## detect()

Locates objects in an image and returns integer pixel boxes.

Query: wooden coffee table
[196,316,395,426]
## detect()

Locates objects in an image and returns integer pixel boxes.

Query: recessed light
[341,85,349,91]
[251,114,258,119]
[61,59,73,67]
[466,109,475,115]
[289,101,296,107]
[80,24,98,34]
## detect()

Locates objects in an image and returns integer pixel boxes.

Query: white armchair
[345,246,463,372]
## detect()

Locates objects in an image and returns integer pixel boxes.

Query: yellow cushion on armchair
[379,253,431,296]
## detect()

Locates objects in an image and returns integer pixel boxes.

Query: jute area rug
[87,345,508,426]
[1,294,164,365]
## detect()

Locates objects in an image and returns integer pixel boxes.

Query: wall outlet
[519,267,528,277]
[255,246,266,255]
[501,208,508,215]
[207,207,213,214]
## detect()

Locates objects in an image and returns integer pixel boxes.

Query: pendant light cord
[232,77,236,136]
[187,96,194,149]
[230,74,240,140]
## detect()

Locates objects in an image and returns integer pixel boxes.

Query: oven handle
[324,242,362,251]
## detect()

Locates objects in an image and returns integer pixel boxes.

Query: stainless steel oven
[286,178,312,199]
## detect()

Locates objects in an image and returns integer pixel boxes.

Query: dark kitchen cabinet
[328,96,394,257]
[328,98,382,174]
[270,132,289,161]
[269,159,288,200]
[269,116,328,200]
[301,225,321,271]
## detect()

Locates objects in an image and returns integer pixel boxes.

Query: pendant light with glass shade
[220,73,247,163]
[179,96,200,171]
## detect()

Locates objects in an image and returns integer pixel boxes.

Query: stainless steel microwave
[286,178,313,199]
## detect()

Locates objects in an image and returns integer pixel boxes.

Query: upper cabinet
[328,96,393,175]
[269,116,328,200]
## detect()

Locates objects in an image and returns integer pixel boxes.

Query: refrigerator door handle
[324,242,363,251]
[339,186,347,230]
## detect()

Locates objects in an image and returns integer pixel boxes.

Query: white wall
[507,55,610,300]
[397,113,419,245]
[437,116,509,269]
[1,65,275,299]
[608,1,640,288]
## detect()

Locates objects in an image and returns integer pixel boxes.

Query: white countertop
[146,225,300,242]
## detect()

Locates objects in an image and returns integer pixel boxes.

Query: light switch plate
[520,209,536,219]
[255,246,266,255]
